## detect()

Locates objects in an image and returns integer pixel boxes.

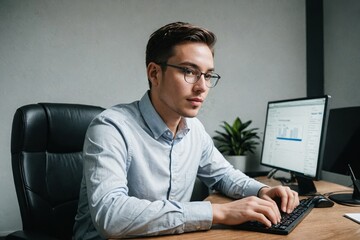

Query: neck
[149,91,182,136]
[167,118,181,137]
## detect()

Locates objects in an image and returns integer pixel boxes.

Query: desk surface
[133,177,360,240]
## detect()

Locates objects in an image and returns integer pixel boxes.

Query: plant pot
[225,155,249,172]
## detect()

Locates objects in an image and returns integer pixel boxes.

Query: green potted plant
[213,117,260,171]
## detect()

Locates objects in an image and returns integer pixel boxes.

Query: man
[74,22,299,239]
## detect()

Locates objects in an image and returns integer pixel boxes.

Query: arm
[211,186,299,227]
[197,131,299,227]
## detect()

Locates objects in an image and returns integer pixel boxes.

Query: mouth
[187,97,203,107]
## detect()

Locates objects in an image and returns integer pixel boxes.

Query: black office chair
[7,102,209,240]
[7,103,104,240]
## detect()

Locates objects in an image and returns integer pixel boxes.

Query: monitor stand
[329,192,360,205]
[277,173,317,196]
[329,165,360,205]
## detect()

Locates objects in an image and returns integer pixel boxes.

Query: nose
[193,74,208,92]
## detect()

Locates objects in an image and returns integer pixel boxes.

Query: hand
[258,186,299,213]
[212,196,281,227]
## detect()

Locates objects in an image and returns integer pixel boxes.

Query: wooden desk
[132,177,360,240]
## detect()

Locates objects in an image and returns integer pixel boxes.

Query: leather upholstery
[8,103,104,240]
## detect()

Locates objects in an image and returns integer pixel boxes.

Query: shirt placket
[168,136,183,201]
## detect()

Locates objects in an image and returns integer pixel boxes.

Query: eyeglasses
[160,63,221,88]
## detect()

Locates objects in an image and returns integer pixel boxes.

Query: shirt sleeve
[213,167,268,198]
[82,115,213,239]
[196,128,267,199]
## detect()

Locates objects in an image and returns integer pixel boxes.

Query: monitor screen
[322,106,360,205]
[322,107,360,178]
[260,96,329,194]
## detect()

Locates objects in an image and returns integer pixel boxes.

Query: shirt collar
[139,91,190,140]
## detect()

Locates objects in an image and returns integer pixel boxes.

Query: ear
[147,62,161,87]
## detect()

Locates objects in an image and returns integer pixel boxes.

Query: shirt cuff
[243,180,268,197]
[181,201,213,232]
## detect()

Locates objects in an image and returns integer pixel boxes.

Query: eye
[204,73,213,80]
[183,67,197,76]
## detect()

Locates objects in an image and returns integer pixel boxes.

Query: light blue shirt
[74,92,266,239]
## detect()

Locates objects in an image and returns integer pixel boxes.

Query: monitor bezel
[260,95,330,181]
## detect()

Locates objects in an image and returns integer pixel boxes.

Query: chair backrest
[11,103,104,239]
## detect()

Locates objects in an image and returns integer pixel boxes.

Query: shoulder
[99,101,140,122]
[89,101,142,132]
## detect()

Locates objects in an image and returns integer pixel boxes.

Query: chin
[182,110,200,118]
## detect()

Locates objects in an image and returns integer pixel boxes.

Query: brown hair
[146,22,216,67]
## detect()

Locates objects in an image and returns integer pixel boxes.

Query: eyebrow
[179,62,215,72]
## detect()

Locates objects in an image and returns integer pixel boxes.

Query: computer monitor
[260,96,329,195]
[322,106,360,205]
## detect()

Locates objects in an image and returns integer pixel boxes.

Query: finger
[255,200,282,225]
[281,187,298,213]
[287,190,299,213]
[252,212,273,228]
[261,195,281,222]
[279,187,293,213]
[262,186,289,213]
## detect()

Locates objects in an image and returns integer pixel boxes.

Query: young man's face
[149,42,214,122]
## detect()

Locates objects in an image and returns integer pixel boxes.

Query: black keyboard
[235,197,315,235]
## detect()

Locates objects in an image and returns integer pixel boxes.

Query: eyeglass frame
[158,62,221,88]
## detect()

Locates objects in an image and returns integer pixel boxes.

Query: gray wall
[0,0,307,235]
[321,0,360,186]
[324,0,360,109]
